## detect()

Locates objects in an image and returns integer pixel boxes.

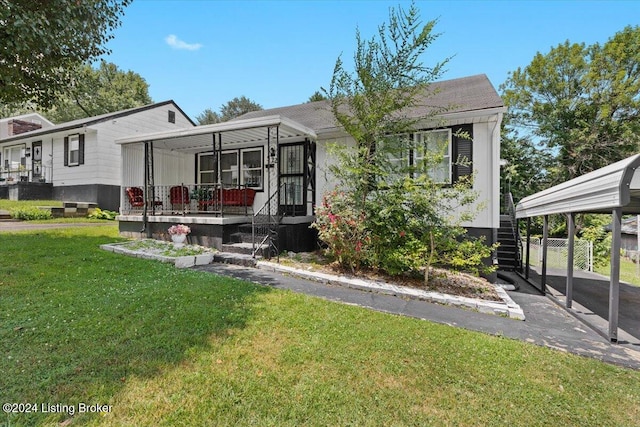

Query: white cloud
[165,34,203,51]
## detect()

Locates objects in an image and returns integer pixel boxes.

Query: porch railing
[121,183,255,216]
[0,166,51,184]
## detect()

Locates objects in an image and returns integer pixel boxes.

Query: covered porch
[115,115,319,255]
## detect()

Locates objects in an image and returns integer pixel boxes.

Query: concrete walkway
[525,266,640,343]
[193,262,640,370]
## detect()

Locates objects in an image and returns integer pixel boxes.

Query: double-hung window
[64,134,84,167]
[414,129,451,184]
[68,135,80,166]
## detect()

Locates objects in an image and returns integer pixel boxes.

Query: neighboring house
[0,101,194,210]
[605,216,640,256]
[116,74,505,258]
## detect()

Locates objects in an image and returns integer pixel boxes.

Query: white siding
[52,103,193,187]
[314,114,502,230]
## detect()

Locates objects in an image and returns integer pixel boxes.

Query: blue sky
[103,0,640,120]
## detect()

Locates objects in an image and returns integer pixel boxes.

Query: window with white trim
[68,134,80,166]
[414,129,451,184]
[198,147,264,190]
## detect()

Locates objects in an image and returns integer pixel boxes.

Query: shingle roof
[0,100,195,143]
[237,74,503,133]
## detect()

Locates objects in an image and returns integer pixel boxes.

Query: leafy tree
[219,96,262,121]
[499,117,553,203]
[46,61,152,123]
[306,91,327,102]
[316,1,493,282]
[196,96,263,124]
[501,26,640,183]
[195,108,221,125]
[0,0,131,107]
[326,1,448,205]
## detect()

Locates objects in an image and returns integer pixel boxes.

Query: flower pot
[171,233,187,247]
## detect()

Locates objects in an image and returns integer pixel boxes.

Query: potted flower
[168,223,191,247]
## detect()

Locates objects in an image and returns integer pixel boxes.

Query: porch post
[566,213,575,309]
[541,214,549,294]
[609,207,622,342]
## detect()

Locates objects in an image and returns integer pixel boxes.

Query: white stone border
[257,261,525,320]
[100,242,214,269]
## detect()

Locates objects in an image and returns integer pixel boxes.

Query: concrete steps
[40,201,98,218]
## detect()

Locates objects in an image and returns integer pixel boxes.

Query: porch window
[198,153,216,184]
[200,147,264,190]
[220,151,238,186]
[240,147,263,189]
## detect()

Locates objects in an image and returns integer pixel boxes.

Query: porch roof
[515,153,640,218]
[115,115,317,153]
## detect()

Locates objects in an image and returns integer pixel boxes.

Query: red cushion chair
[126,187,163,209]
[169,186,190,210]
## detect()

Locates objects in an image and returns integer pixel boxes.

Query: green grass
[1,226,640,426]
[596,257,640,287]
[0,199,62,210]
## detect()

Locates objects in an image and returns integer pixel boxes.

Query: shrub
[88,207,118,220]
[312,190,370,272]
[10,206,53,220]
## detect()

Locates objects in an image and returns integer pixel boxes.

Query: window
[414,129,451,184]
[240,148,263,189]
[68,135,80,166]
[168,110,176,123]
[198,153,216,184]
[64,134,84,167]
[198,147,264,190]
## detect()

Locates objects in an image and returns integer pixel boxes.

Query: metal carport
[516,154,640,342]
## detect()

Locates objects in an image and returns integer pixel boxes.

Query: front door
[278,142,305,215]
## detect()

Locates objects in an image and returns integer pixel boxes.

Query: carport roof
[516,154,640,218]
[115,115,317,153]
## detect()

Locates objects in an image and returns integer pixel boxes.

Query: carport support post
[566,213,575,309]
[525,218,531,280]
[541,215,548,294]
[609,207,622,342]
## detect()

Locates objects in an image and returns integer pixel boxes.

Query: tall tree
[195,108,221,125]
[326,0,448,203]
[0,0,131,107]
[315,1,493,282]
[46,61,152,123]
[219,96,262,121]
[306,91,327,102]
[501,26,640,183]
[196,96,262,124]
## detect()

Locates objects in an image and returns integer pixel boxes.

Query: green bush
[88,207,118,220]
[10,206,53,220]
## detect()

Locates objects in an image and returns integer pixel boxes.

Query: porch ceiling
[115,115,317,153]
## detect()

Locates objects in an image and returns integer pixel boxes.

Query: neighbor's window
[68,134,80,166]
[414,129,451,184]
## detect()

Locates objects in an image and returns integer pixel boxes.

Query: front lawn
[1,226,639,426]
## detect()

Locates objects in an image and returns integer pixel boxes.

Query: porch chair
[169,185,190,212]
[126,187,163,210]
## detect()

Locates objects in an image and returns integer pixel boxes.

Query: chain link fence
[522,237,593,272]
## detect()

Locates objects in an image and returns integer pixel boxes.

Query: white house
[115,74,505,257]
[0,101,194,209]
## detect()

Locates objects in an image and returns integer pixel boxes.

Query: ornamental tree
[316,1,494,282]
